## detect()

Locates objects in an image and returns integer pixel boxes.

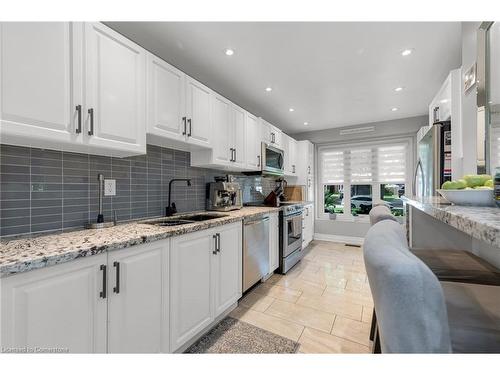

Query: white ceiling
[106,22,462,134]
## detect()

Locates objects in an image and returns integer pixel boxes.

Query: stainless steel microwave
[261,142,284,176]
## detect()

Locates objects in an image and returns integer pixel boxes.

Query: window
[319,138,411,219]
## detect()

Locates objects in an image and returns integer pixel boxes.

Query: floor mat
[185,316,300,354]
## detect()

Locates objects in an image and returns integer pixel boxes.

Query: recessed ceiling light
[265,87,272,92]
[225,48,234,56]
[401,49,413,56]
[394,87,404,92]
[304,122,309,126]
[391,107,399,112]
[289,108,295,112]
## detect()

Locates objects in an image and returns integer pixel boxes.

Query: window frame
[317,136,414,221]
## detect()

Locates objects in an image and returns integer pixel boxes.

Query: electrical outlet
[104,179,116,196]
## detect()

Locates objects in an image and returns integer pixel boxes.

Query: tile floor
[230,240,373,353]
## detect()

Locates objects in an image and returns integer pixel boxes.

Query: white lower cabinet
[1,222,242,353]
[302,204,314,248]
[269,212,280,273]
[170,222,242,352]
[107,242,167,353]
[1,254,108,353]
[169,229,214,351]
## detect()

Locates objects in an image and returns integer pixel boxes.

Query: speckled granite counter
[402,196,500,249]
[0,207,281,278]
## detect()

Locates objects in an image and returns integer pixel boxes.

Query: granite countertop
[0,207,281,278]
[402,195,500,248]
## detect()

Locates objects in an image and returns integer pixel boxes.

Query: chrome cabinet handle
[216,233,221,253]
[182,116,187,135]
[292,165,296,173]
[308,166,311,174]
[100,264,107,299]
[188,118,192,136]
[113,261,120,294]
[75,105,82,134]
[233,148,236,162]
[88,108,94,136]
[257,155,261,167]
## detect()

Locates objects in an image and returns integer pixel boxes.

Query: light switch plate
[104,179,116,196]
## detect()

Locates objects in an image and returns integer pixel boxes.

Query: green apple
[484,179,494,188]
[463,175,485,188]
[455,179,467,189]
[441,181,455,190]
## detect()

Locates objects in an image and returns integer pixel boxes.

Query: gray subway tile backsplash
[0,143,278,238]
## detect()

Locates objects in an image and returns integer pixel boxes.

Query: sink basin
[141,213,229,227]
[180,213,229,221]
[141,219,195,227]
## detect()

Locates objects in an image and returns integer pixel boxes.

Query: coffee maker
[206,176,242,211]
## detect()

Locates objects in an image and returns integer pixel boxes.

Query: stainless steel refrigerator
[414,121,451,197]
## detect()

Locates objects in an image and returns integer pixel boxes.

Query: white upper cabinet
[261,119,282,148]
[0,22,83,147]
[283,134,298,176]
[0,22,147,157]
[185,76,212,147]
[84,23,146,155]
[1,254,108,353]
[245,112,261,170]
[107,242,167,353]
[296,140,314,183]
[147,53,186,142]
[211,93,232,165]
[231,103,246,168]
[191,97,249,171]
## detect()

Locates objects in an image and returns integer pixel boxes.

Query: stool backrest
[369,204,398,226]
[363,220,452,353]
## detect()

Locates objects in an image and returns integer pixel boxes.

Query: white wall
[461,22,481,175]
[292,115,426,241]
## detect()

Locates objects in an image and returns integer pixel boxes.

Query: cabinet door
[84,23,146,155]
[1,254,107,353]
[211,93,231,165]
[245,112,261,170]
[0,22,83,146]
[185,76,212,147]
[289,138,297,175]
[213,223,242,316]
[147,53,186,141]
[261,120,273,143]
[231,104,246,168]
[170,229,213,351]
[272,126,283,147]
[307,142,314,176]
[107,241,167,353]
[269,213,279,273]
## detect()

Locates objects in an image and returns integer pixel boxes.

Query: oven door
[283,212,303,257]
[261,142,284,176]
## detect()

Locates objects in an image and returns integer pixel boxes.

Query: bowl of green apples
[437,175,495,206]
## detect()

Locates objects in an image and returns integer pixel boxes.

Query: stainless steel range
[279,204,303,273]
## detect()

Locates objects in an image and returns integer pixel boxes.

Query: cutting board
[284,185,305,201]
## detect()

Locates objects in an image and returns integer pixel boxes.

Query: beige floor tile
[265,299,335,333]
[253,282,302,303]
[239,291,276,312]
[264,273,283,285]
[229,306,304,341]
[323,286,373,307]
[331,316,371,346]
[296,293,363,320]
[361,306,373,323]
[275,277,326,296]
[345,278,372,293]
[298,327,370,354]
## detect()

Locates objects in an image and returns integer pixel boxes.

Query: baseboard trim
[313,233,364,246]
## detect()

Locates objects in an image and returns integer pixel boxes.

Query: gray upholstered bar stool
[364,220,500,353]
[369,204,396,226]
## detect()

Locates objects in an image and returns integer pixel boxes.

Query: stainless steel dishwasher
[243,214,270,292]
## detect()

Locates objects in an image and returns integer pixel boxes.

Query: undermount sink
[180,213,229,221]
[141,213,229,227]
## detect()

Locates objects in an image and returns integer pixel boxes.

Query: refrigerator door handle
[413,158,424,196]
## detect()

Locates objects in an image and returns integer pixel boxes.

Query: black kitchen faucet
[165,178,192,216]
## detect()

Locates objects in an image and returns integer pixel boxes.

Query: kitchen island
[403,196,500,268]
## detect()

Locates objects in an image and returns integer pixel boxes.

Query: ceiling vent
[339,126,375,135]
